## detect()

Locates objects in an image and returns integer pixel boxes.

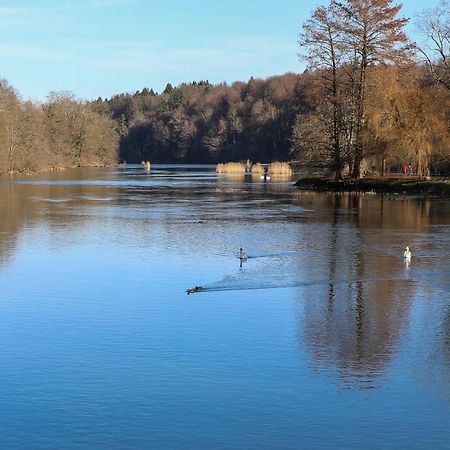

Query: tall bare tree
[334,0,412,177]
[299,3,345,179]
[417,0,450,91]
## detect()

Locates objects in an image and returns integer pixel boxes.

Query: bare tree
[298,0,412,178]
[334,0,412,177]
[417,0,450,91]
[299,3,345,179]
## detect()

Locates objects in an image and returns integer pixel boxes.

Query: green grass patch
[294,176,450,195]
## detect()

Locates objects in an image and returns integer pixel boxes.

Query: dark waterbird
[186,285,204,295]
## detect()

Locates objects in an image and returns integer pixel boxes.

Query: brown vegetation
[215,162,246,173]
[0,82,118,175]
[295,0,450,179]
[104,75,302,166]
[251,163,265,174]
[268,162,292,176]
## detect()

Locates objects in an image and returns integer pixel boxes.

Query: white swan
[403,246,412,259]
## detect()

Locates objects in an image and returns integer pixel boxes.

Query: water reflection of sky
[0,165,448,448]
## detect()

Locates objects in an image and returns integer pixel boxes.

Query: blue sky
[0,0,439,101]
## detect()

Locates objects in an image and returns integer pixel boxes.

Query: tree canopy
[0,82,118,174]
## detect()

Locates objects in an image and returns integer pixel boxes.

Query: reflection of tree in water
[408,300,450,399]
[0,183,23,268]
[292,191,439,231]
[442,307,450,386]
[0,171,118,270]
[298,193,415,390]
[437,305,450,387]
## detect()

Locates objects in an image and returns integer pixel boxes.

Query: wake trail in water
[233,251,295,260]
[247,252,295,259]
[191,276,409,294]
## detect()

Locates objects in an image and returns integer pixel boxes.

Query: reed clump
[268,161,292,176]
[216,162,247,173]
[251,163,265,174]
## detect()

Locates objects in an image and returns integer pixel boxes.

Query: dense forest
[0,0,448,178]
[99,75,303,165]
[0,82,118,175]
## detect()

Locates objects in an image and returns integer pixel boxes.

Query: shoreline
[0,163,114,177]
[294,176,450,196]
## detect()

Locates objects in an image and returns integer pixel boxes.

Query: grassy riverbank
[294,176,450,196]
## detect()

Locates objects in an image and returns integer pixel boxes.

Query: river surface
[0,165,449,449]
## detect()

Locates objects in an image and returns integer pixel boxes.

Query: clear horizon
[0,0,439,101]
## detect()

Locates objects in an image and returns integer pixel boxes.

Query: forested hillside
[0,82,118,175]
[100,74,304,164]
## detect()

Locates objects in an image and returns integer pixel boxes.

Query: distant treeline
[0,81,118,175]
[97,75,303,164]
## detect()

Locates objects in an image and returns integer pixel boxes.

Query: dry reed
[268,161,292,176]
[216,162,247,173]
[251,163,265,174]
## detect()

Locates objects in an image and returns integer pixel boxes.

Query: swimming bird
[403,246,412,259]
[186,286,204,295]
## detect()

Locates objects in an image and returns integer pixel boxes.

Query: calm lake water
[0,164,449,449]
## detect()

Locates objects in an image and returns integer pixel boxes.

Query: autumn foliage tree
[366,65,450,177]
[298,0,414,178]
